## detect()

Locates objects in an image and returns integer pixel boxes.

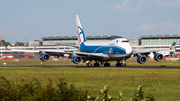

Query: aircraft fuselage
[79,38,133,61]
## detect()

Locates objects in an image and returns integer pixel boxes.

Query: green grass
[0,65,180,100]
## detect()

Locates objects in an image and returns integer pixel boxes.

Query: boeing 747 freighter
[13,15,176,67]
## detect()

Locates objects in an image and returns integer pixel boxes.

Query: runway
[0,65,180,69]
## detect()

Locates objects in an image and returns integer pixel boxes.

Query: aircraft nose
[126,46,133,55]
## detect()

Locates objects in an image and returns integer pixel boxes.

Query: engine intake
[71,56,82,64]
[137,56,147,64]
[154,53,164,61]
[39,53,50,61]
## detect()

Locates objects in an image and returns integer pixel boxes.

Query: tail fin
[170,42,176,50]
[76,15,86,45]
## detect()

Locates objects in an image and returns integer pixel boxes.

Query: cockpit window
[121,40,129,42]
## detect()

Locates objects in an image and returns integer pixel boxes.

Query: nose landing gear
[86,60,100,67]
[86,62,92,67]
[116,60,126,67]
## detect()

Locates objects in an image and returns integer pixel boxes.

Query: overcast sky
[0,0,180,44]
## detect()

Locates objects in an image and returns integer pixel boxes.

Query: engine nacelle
[154,53,164,61]
[69,53,77,59]
[137,56,147,64]
[39,53,50,62]
[71,56,82,64]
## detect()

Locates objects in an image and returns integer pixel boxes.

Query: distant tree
[0,40,12,46]
[6,42,11,46]
[14,42,25,46]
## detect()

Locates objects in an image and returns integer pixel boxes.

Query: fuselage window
[121,40,129,43]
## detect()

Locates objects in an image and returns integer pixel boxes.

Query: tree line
[0,40,25,46]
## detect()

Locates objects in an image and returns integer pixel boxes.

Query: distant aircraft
[148,42,176,59]
[13,15,173,67]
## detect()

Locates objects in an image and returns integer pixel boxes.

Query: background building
[28,40,43,47]
[140,35,180,45]
[129,39,139,46]
[41,35,122,46]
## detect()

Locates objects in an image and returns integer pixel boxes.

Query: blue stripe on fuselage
[79,42,126,54]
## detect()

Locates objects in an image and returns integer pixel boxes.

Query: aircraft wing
[50,42,79,48]
[133,50,155,56]
[133,42,176,56]
[11,49,40,53]
[46,51,109,58]
[133,49,175,56]
[11,49,109,58]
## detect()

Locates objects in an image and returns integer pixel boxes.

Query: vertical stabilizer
[170,42,176,50]
[76,15,86,45]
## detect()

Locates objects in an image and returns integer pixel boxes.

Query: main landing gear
[116,60,126,67]
[104,61,110,67]
[94,62,100,67]
[86,61,101,67]
[86,60,126,67]
[86,61,100,67]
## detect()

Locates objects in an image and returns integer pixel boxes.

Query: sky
[0,0,180,44]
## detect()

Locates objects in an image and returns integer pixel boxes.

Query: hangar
[140,35,180,45]
[41,35,122,46]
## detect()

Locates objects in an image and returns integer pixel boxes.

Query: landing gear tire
[86,63,92,67]
[94,63,100,67]
[121,63,126,67]
[116,63,121,67]
[104,63,110,67]
[116,60,126,67]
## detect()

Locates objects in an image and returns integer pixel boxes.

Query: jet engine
[154,53,164,61]
[39,53,50,61]
[71,56,82,64]
[137,56,147,64]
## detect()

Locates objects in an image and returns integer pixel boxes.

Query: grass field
[0,59,180,100]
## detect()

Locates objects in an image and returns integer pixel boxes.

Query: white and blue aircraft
[13,15,170,67]
[38,15,167,67]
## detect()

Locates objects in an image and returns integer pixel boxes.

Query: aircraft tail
[76,15,86,45]
[170,42,176,50]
